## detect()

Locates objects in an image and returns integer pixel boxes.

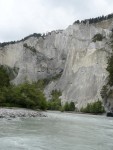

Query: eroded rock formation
[1,17,113,109]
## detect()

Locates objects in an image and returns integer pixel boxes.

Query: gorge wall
[0,17,113,109]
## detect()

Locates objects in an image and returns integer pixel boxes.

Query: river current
[0,111,113,150]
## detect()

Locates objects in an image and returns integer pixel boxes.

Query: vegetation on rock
[0,83,47,110]
[23,43,37,53]
[62,102,76,111]
[74,13,113,24]
[92,33,104,42]
[106,39,113,86]
[21,33,42,41]
[0,66,64,111]
[0,33,42,47]
[100,29,113,111]
[0,66,10,87]
[0,66,47,110]
[80,100,105,114]
[47,90,62,110]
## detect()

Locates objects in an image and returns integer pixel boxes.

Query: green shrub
[69,102,76,111]
[59,106,65,112]
[63,102,75,111]
[0,83,47,110]
[0,66,10,87]
[47,90,62,110]
[0,65,62,111]
[92,33,104,42]
[64,102,70,111]
[100,85,108,99]
[47,101,61,110]
[106,53,113,86]
[23,43,36,53]
[100,29,113,109]
[80,100,105,114]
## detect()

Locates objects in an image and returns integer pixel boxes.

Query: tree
[0,66,10,87]
[69,102,75,111]
[64,102,70,111]
[106,54,113,86]
[47,90,62,110]
[92,33,104,42]
[80,100,105,114]
[0,82,47,110]
[100,85,108,100]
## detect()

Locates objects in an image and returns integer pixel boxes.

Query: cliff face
[0,30,67,84]
[57,24,111,109]
[0,18,113,109]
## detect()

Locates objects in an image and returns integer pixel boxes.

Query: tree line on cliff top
[74,13,113,24]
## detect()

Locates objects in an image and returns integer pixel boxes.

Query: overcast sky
[0,0,113,42]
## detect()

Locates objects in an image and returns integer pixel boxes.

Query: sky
[0,0,113,42]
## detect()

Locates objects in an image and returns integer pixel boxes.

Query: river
[0,111,113,150]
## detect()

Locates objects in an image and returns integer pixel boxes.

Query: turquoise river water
[0,111,113,150]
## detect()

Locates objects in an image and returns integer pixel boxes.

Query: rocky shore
[0,108,47,118]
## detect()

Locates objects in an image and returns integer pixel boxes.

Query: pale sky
[0,0,113,42]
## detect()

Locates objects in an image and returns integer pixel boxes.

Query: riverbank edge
[0,108,106,119]
[0,107,47,118]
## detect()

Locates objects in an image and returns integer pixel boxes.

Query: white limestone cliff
[0,18,113,109]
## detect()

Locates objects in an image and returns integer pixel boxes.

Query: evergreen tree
[0,66,10,87]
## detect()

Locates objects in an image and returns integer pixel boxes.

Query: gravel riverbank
[0,108,47,118]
